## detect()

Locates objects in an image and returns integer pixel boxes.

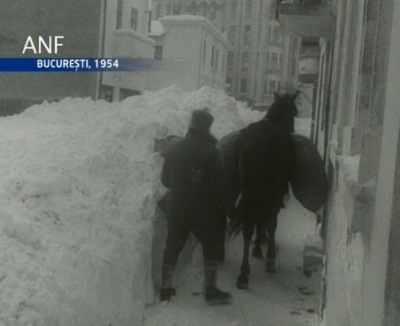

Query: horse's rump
[216,131,241,205]
[238,120,293,198]
[290,134,328,213]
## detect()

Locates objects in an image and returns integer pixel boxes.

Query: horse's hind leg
[252,219,268,258]
[237,220,255,289]
[265,206,280,273]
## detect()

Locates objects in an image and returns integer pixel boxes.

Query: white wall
[102,0,155,98]
[147,17,229,92]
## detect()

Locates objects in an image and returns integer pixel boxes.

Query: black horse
[222,92,299,289]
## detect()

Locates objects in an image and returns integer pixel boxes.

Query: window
[242,51,249,70]
[245,0,252,17]
[240,79,248,94]
[268,80,277,95]
[155,46,163,60]
[244,25,251,44]
[166,1,172,14]
[199,1,207,16]
[279,54,283,69]
[211,46,215,67]
[271,27,279,44]
[264,79,277,95]
[189,1,197,15]
[173,4,181,14]
[209,1,217,19]
[131,7,138,30]
[271,53,278,69]
[215,49,219,70]
[203,40,206,64]
[229,26,236,43]
[231,1,237,19]
[227,52,234,71]
[116,0,123,29]
[226,77,233,93]
[155,2,161,19]
[265,52,270,68]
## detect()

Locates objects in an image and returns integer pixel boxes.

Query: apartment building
[147,15,230,92]
[151,0,299,110]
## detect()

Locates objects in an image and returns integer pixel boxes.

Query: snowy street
[145,191,321,326]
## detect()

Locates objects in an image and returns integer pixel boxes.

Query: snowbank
[0,86,245,326]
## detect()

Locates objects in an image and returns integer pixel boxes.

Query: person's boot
[205,286,232,305]
[160,287,176,302]
[204,259,232,304]
[265,257,276,273]
[160,263,176,302]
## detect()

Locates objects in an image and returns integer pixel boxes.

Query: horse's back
[239,120,294,196]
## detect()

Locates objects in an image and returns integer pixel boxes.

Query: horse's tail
[227,217,243,237]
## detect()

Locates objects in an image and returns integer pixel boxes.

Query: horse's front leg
[265,206,280,273]
[237,223,253,289]
[252,219,268,258]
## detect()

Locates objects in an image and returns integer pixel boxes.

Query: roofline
[159,15,231,48]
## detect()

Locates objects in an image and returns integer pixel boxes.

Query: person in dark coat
[160,108,236,304]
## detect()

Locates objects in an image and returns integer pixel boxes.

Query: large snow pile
[0,86,246,326]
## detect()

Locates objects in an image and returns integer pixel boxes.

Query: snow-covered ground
[0,86,318,326]
[145,194,320,326]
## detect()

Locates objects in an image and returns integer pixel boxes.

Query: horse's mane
[264,91,299,133]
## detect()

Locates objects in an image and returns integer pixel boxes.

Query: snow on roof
[149,20,164,36]
[160,14,207,22]
[159,15,230,47]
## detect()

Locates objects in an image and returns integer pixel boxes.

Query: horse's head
[264,91,299,133]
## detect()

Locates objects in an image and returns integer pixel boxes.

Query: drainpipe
[234,0,244,98]
[198,27,203,89]
[96,0,107,100]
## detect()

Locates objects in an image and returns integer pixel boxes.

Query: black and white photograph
[0,0,399,325]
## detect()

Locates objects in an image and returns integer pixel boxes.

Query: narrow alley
[145,192,321,326]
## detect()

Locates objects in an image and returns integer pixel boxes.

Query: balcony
[278,0,335,39]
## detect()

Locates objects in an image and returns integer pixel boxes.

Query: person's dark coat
[161,128,234,227]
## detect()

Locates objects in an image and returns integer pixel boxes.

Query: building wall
[146,16,229,92]
[0,0,102,109]
[152,0,225,33]
[224,0,290,107]
[150,0,297,109]
[310,0,400,325]
[101,0,155,101]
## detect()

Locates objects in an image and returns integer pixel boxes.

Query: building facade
[280,0,400,325]
[147,16,230,92]
[151,0,300,109]
[100,0,155,102]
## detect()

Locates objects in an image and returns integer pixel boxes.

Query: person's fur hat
[189,108,214,134]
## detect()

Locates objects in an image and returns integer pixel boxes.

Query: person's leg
[193,219,232,304]
[160,220,190,301]
[215,209,227,261]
